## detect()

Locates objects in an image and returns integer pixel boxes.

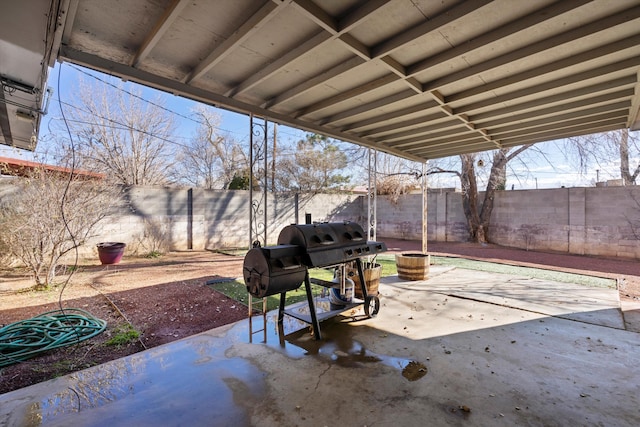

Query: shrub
[0,168,119,289]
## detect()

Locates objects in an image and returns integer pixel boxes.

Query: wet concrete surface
[1,266,639,426]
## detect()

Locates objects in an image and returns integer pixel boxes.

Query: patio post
[367,148,377,242]
[422,161,428,254]
[249,114,268,248]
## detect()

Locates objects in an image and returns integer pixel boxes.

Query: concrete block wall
[490,188,571,252]
[376,191,467,242]
[2,178,640,260]
[375,186,640,260]
[88,187,363,253]
[487,187,640,258]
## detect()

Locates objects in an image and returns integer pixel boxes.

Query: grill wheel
[364,295,380,317]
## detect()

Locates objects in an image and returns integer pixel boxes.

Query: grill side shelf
[309,277,336,288]
[283,299,365,324]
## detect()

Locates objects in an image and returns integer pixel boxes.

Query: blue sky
[1,62,308,161]
[1,62,632,190]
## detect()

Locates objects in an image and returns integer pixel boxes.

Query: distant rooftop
[0,157,104,179]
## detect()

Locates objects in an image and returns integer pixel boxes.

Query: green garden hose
[0,308,107,368]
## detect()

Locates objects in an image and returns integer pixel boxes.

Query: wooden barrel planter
[395,253,430,281]
[347,262,382,298]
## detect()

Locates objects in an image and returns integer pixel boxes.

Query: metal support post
[249,114,268,248]
[367,149,377,242]
[422,161,428,254]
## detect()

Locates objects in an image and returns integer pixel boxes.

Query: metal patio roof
[3,0,640,160]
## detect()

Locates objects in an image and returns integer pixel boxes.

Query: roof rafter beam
[338,0,393,33]
[448,35,640,103]
[498,119,625,146]
[409,139,491,158]
[477,89,634,129]
[375,119,463,145]
[463,71,639,118]
[407,0,592,77]
[291,0,387,60]
[319,88,419,125]
[383,126,474,148]
[422,5,640,92]
[225,31,332,97]
[182,1,285,85]
[371,0,493,57]
[340,100,441,132]
[264,56,365,108]
[229,0,392,98]
[357,111,447,138]
[130,0,189,67]
[295,74,399,118]
[504,116,627,142]
[429,89,500,148]
[291,0,338,33]
[363,1,494,95]
[379,58,422,95]
[408,137,489,155]
[489,103,631,136]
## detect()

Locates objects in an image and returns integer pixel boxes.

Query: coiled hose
[0,308,107,368]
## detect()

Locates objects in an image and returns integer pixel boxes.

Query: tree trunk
[620,129,631,185]
[459,146,531,244]
[460,154,486,243]
[619,129,640,185]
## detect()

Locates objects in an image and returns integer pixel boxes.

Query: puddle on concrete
[8,308,428,425]
[243,311,428,381]
[402,361,428,381]
[22,336,264,426]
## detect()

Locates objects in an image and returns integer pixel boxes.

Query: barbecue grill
[242,221,387,339]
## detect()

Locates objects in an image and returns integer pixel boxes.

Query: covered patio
[2,1,640,425]
[1,264,638,426]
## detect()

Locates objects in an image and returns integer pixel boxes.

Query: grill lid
[277,222,386,268]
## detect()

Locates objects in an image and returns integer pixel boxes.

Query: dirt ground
[0,252,246,395]
[1,242,639,395]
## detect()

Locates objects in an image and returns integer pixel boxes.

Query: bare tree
[0,167,119,289]
[60,79,176,186]
[429,146,532,243]
[173,106,248,189]
[564,129,640,185]
[370,152,422,202]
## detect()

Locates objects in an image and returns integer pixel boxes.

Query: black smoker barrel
[242,245,306,298]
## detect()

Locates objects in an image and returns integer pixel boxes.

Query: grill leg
[355,258,368,299]
[303,272,322,340]
[278,292,286,324]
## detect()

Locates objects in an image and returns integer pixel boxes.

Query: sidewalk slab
[388,266,624,329]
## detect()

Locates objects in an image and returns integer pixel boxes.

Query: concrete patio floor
[1,266,639,426]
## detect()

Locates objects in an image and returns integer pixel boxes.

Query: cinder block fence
[2,181,639,260]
